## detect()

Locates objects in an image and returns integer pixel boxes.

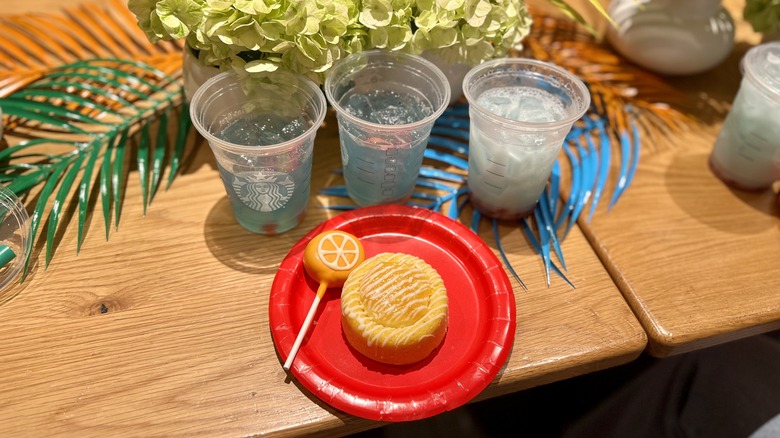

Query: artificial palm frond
[522,14,701,147]
[0,60,188,278]
[0,0,189,277]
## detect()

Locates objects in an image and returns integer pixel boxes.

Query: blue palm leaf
[617,114,642,209]
[549,160,561,220]
[418,167,465,183]
[566,135,595,237]
[423,148,469,170]
[492,218,527,290]
[608,127,633,211]
[427,135,469,155]
[533,208,552,286]
[456,191,471,221]
[587,117,611,222]
[556,138,582,233]
[441,104,470,117]
[538,187,566,272]
[430,126,470,141]
[469,208,481,233]
[320,84,642,289]
[520,218,575,289]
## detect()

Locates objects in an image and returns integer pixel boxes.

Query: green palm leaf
[0,0,189,278]
[0,59,189,278]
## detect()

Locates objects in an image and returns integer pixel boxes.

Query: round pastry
[340,252,448,365]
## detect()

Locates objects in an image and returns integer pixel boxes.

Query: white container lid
[743,42,780,104]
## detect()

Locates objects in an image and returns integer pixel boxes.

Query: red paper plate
[269,204,515,422]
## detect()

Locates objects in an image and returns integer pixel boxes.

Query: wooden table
[578,0,780,357]
[0,1,647,432]
[0,116,647,436]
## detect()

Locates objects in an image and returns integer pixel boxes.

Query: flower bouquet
[744,0,780,38]
[128,0,584,85]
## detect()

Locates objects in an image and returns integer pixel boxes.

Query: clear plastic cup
[463,58,590,220]
[190,71,327,234]
[709,42,780,191]
[0,187,30,291]
[324,50,450,206]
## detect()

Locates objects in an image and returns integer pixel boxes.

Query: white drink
[710,42,780,190]
[468,86,568,219]
[710,79,780,190]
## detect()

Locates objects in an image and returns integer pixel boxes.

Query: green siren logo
[232,172,294,212]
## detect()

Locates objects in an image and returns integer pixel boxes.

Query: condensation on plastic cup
[462,58,590,220]
[0,187,31,293]
[189,71,327,235]
[324,50,451,206]
[710,41,780,191]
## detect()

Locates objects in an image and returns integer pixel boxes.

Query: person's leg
[563,333,780,438]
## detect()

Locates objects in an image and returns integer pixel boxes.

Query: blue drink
[337,88,434,205]
[324,50,451,207]
[215,114,314,234]
[189,71,326,235]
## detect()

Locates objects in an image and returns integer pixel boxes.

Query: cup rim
[323,49,451,131]
[189,71,327,154]
[0,186,30,291]
[462,57,591,130]
[742,41,780,106]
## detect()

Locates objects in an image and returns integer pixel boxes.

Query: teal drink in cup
[190,72,326,234]
[325,50,450,206]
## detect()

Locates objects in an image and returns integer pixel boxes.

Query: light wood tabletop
[0,2,648,436]
[0,119,648,437]
[578,0,780,357]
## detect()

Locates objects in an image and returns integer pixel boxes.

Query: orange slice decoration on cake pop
[283,230,365,371]
[304,230,365,287]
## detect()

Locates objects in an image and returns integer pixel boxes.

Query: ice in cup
[324,50,450,206]
[463,58,590,220]
[709,42,780,191]
[190,71,326,234]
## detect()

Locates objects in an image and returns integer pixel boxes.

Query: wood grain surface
[0,98,646,437]
[578,0,780,357]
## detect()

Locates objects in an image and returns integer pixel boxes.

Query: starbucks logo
[232,172,294,212]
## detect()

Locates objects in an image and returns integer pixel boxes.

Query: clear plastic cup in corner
[710,41,780,191]
[0,187,31,292]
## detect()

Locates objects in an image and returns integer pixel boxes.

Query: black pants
[563,333,780,438]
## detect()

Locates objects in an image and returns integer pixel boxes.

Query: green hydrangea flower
[128,0,533,84]
[744,0,780,34]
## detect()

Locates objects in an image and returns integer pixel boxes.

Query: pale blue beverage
[190,71,326,235]
[463,58,590,220]
[216,114,313,234]
[338,88,433,205]
[324,50,451,206]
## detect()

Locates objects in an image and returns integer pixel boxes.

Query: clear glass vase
[606,0,735,76]
[421,50,471,105]
[182,45,220,102]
